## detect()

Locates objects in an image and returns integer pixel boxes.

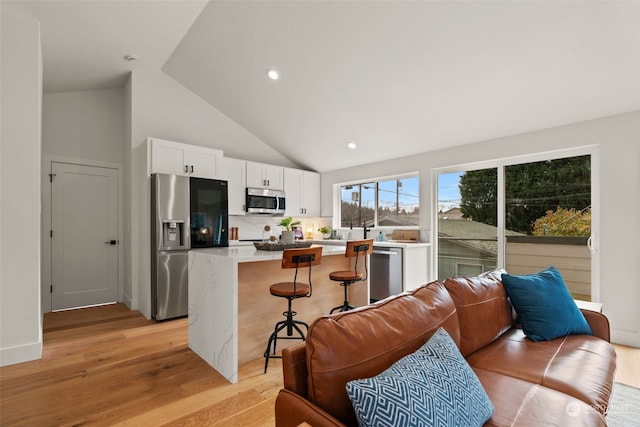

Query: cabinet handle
[190,165,194,173]
[184,165,189,173]
[267,179,270,186]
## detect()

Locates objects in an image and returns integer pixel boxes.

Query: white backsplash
[228,216,429,243]
[229,215,331,241]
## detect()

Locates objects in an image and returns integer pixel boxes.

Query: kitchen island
[188,244,366,383]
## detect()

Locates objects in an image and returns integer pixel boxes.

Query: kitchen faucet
[362,210,370,239]
[363,223,370,239]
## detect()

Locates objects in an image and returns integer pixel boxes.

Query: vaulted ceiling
[4,1,640,172]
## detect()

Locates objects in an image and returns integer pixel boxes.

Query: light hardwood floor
[613,343,640,388]
[1,303,638,426]
[1,304,282,426]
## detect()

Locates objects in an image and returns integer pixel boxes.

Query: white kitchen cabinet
[187,145,222,179]
[148,137,222,179]
[221,157,246,216]
[284,168,320,217]
[402,245,429,292]
[246,161,284,190]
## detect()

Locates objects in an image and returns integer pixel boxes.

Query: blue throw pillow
[501,266,592,341]
[346,328,494,427]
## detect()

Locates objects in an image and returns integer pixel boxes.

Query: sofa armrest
[275,389,346,427]
[282,343,308,396]
[581,309,611,342]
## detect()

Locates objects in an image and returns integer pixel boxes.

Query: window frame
[333,172,420,230]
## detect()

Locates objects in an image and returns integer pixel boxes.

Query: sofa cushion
[346,328,494,427]
[502,266,592,341]
[305,281,460,426]
[474,368,607,426]
[467,328,616,414]
[444,268,516,356]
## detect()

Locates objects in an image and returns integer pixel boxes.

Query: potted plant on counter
[318,226,332,239]
[278,217,301,244]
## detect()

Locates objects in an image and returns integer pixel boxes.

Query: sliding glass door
[436,151,595,301]
[437,168,498,280]
[504,155,592,300]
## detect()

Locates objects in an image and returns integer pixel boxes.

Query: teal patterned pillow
[346,328,494,427]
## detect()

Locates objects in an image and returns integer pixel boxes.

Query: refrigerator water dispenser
[161,220,186,249]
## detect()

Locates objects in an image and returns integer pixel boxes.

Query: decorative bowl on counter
[253,241,312,251]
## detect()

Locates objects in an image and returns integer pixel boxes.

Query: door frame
[431,145,600,302]
[41,155,123,313]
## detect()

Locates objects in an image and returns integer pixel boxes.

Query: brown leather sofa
[275,269,616,426]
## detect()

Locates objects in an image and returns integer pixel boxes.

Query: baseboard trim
[611,328,640,348]
[0,341,42,367]
[122,294,134,310]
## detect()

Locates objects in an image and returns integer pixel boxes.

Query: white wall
[127,70,297,318]
[0,16,43,366]
[321,111,640,347]
[123,79,133,307]
[40,89,126,312]
[42,89,125,162]
[129,70,296,164]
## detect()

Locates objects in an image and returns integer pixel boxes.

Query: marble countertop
[191,244,347,263]
[229,239,430,249]
[308,239,430,249]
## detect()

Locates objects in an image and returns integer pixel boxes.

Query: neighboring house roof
[438,218,523,256]
[438,207,464,220]
[378,214,419,226]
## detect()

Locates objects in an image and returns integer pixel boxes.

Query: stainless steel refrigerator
[151,174,190,321]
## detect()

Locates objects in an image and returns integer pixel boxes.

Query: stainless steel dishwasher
[370,246,403,302]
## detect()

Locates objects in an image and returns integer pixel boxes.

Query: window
[339,175,419,228]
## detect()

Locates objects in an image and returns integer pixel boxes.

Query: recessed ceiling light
[347,142,357,149]
[267,69,279,80]
[124,54,139,62]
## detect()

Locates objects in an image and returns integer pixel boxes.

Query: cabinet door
[301,171,320,217]
[263,164,284,190]
[284,169,320,217]
[221,157,246,216]
[149,139,188,175]
[246,161,266,188]
[187,146,221,179]
[284,168,302,216]
[246,161,284,190]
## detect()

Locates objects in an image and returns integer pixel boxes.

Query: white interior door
[51,162,118,310]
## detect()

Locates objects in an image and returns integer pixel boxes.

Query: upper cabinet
[148,137,222,179]
[147,138,321,217]
[246,161,284,190]
[220,157,246,216]
[284,168,320,217]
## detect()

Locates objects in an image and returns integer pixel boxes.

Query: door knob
[104,240,118,245]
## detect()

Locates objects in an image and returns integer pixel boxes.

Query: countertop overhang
[307,239,430,249]
[229,239,430,249]
[214,240,430,262]
[191,244,347,262]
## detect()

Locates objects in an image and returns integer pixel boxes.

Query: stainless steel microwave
[246,187,286,216]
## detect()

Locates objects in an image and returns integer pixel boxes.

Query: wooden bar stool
[263,246,322,373]
[329,239,373,314]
